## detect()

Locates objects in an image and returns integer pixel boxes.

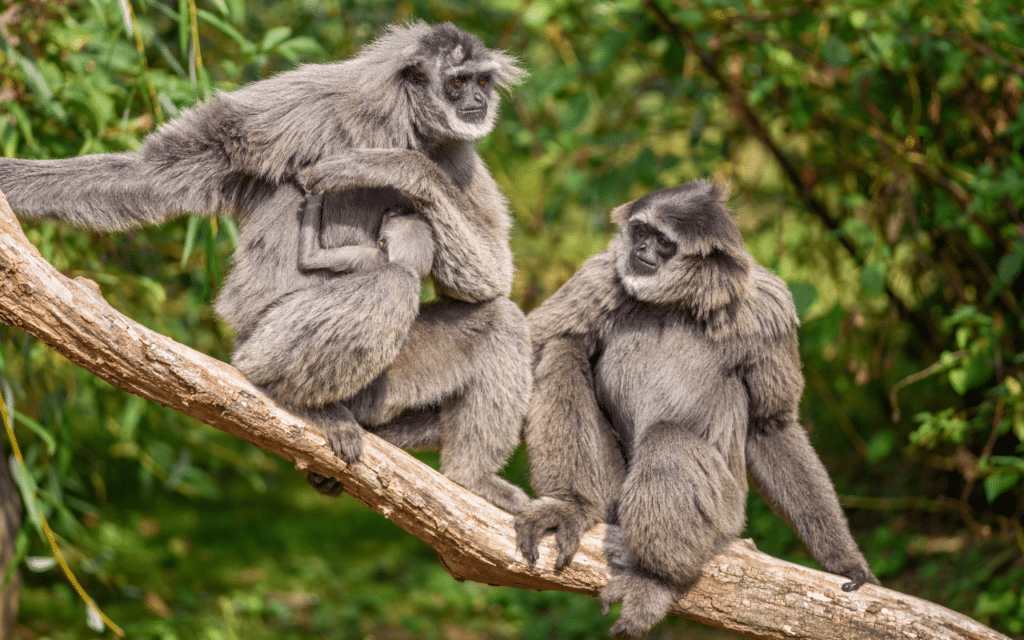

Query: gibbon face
[401,23,521,141]
[623,217,679,277]
[611,181,751,309]
[442,71,494,126]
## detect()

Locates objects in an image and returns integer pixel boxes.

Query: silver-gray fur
[0,21,530,514]
[515,180,878,637]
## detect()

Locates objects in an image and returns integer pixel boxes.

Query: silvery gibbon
[0,22,531,513]
[516,180,878,636]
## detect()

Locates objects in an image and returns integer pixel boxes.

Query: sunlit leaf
[982,472,1021,503]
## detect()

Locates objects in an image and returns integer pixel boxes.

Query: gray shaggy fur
[0,22,530,513]
[515,180,878,637]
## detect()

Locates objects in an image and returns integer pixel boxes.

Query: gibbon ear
[400,60,429,86]
[709,176,732,203]
[609,201,633,227]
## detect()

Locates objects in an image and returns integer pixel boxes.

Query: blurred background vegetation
[1,0,1022,638]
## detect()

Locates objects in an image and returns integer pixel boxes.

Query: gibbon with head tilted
[0,21,531,513]
[515,180,878,637]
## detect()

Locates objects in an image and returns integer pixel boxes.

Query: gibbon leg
[348,297,532,514]
[231,265,421,467]
[366,409,442,450]
[604,423,745,638]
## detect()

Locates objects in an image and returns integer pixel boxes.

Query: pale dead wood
[0,191,1010,640]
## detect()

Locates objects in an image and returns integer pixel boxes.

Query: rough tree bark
[0,190,1010,640]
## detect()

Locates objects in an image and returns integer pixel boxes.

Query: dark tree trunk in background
[0,433,21,640]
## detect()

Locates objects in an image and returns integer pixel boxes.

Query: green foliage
[2,0,1024,637]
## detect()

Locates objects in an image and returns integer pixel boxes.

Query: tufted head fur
[359,21,525,141]
[610,179,752,314]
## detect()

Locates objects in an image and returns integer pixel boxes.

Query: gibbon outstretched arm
[0,95,303,230]
[517,252,627,568]
[743,334,878,590]
[517,335,627,568]
[0,150,235,231]
[299,148,514,302]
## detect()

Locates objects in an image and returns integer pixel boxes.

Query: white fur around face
[439,98,499,140]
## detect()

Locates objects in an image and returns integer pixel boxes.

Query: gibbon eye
[453,78,463,88]
[379,238,387,252]
[478,75,490,86]
[658,237,666,245]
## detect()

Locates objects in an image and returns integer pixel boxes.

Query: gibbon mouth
[629,254,658,275]
[458,107,487,123]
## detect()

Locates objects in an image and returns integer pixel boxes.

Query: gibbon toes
[306,471,345,496]
[839,564,880,591]
[599,571,676,639]
[321,420,364,465]
[514,497,590,570]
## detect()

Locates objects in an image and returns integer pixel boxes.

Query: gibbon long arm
[0,191,1010,640]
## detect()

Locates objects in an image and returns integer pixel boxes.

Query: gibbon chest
[593,315,748,458]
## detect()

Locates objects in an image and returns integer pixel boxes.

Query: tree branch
[0,191,1008,640]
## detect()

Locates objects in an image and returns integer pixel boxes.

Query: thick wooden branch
[0,191,1008,640]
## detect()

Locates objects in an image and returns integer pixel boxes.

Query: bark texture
[0,190,1010,640]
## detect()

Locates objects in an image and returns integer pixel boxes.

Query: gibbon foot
[514,497,592,569]
[306,472,344,496]
[839,564,880,591]
[303,417,363,496]
[321,419,364,466]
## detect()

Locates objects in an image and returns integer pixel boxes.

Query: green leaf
[861,263,886,297]
[822,34,852,68]
[197,9,255,51]
[996,242,1024,284]
[560,93,590,131]
[662,37,686,69]
[181,215,202,268]
[10,51,68,125]
[261,26,293,53]
[118,395,148,442]
[523,2,552,28]
[866,430,896,462]
[948,354,994,395]
[207,0,229,16]
[677,8,703,28]
[276,36,326,62]
[178,0,189,59]
[590,31,633,75]
[13,412,56,456]
[748,76,779,106]
[983,472,1020,502]
[975,590,1018,617]
[787,281,817,318]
